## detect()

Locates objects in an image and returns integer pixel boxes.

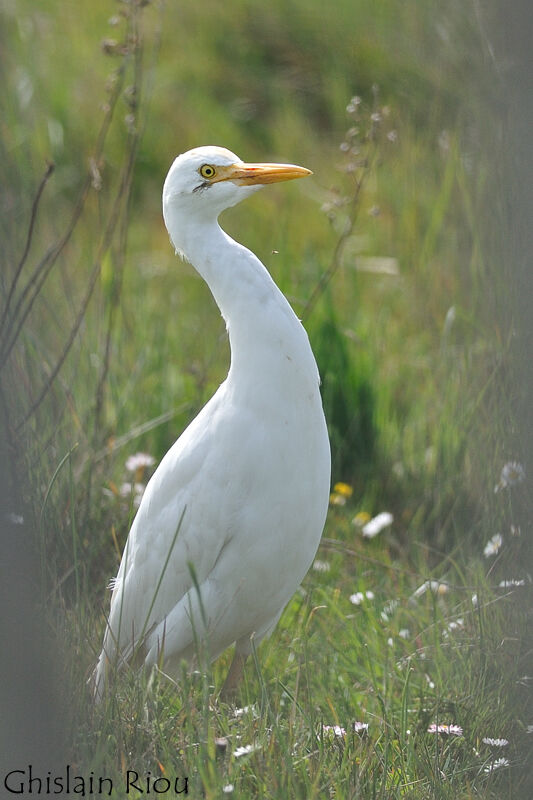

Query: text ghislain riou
[3,765,189,796]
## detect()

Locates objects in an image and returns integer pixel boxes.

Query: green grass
[1,0,532,796]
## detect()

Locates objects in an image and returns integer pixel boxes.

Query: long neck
[170,216,319,398]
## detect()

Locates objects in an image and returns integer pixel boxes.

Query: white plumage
[94,146,330,700]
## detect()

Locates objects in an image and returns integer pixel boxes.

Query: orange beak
[212,162,312,186]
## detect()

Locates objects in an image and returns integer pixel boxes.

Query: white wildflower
[484,757,509,773]
[362,511,393,538]
[443,618,464,638]
[495,461,525,492]
[233,744,259,758]
[322,724,346,739]
[484,533,503,558]
[119,481,145,507]
[125,452,156,472]
[482,737,509,747]
[353,721,369,734]
[399,628,410,639]
[313,559,331,573]
[222,785,234,794]
[346,96,362,113]
[349,590,374,605]
[412,580,449,599]
[427,723,463,736]
[119,481,144,496]
[234,704,257,718]
[498,579,525,588]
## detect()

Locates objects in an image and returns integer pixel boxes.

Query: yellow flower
[333,482,353,497]
[352,511,371,526]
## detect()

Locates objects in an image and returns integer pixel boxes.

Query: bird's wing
[96,385,234,685]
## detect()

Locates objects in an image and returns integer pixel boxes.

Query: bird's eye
[199,164,216,179]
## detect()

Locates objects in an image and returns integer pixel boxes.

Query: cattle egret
[94,146,331,700]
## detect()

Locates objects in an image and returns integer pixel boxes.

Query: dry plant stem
[85,11,149,529]
[92,13,144,449]
[28,162,138,466]
[0,161,55,340]
[301,141,378,323]
[0,176,91,372]
[0,69,127,379]
[91,156,137,443]
[10,16,155,432]
[93,0,163,439]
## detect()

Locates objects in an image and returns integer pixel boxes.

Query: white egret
[94,146,331,700]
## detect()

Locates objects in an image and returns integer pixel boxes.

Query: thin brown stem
[300,145,378,323]
[0,161,55,338]
[0,64,126,373]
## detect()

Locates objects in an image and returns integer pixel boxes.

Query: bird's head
[163,145,312,224]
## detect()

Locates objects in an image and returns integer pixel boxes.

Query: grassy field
[1,0,532,797]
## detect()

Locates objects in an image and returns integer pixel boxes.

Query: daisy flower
[312,559,331,573]
[349,590,375,606]
[498,579,525,588]
[427,723,463,736]
[495,461,525,492]
[443,618,464,638]
[119,482,145,507]
[482,737,509,747]
[483,533,503,558]
[484,757,509,773]
[233,704,257,718]
[125,452,156,473]
[353,721,369,734]
[362,511,393,538]
[233,744,259,758]
[322,725,346,739]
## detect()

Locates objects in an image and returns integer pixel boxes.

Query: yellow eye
[199,164,216,179]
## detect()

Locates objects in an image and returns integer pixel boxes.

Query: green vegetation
[1,0,531,797]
